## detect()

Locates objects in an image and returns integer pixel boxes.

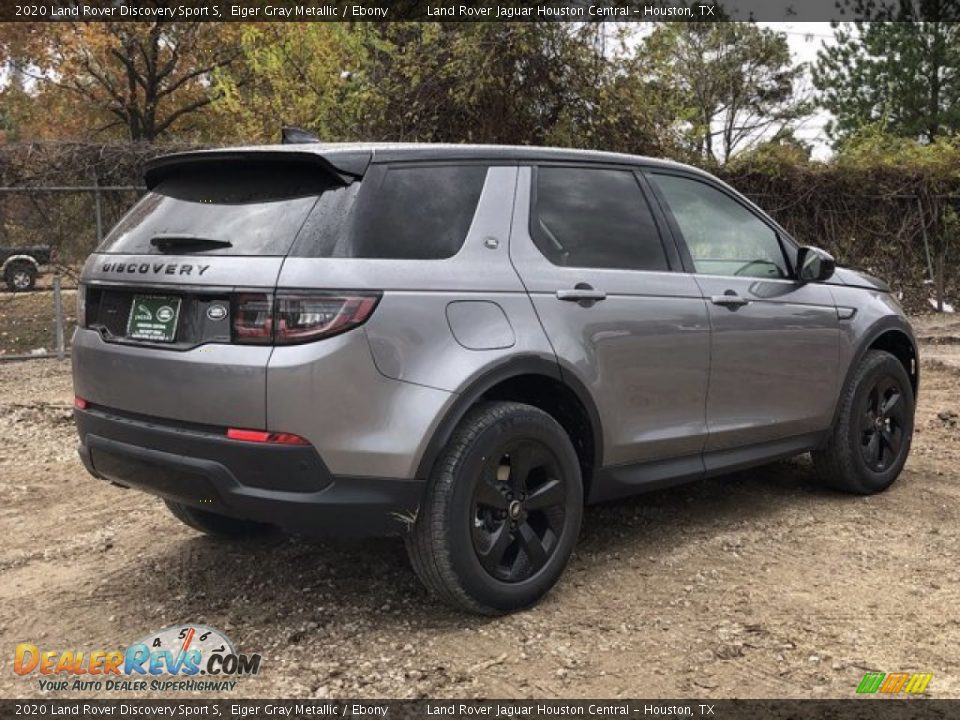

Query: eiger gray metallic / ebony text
[72,143,918,614]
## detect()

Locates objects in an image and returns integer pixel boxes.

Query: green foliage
[210,23,698,157]
[719,132,960,309]
[814,19,960,143]
[211,24,379,142]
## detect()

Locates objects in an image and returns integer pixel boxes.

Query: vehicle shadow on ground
[111,457,851,632]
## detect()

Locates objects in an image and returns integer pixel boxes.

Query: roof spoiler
[144,149,371,188]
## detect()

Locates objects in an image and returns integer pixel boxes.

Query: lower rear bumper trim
[76,407,424,538]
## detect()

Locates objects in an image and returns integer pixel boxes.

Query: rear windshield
[101,161,488,260]
[98,163,337,256]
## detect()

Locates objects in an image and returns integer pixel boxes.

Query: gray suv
[72,144,917,614]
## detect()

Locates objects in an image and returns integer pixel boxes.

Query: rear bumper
[75,406,423,537]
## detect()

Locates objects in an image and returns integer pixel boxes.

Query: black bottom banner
[0,699,955,720]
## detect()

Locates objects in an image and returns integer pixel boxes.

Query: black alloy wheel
[471,439,568,583]
[860,375,907,473]
[812,349,914,494]
[406,401,583,614]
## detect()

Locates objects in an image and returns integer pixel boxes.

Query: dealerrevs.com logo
[14,624,262,693]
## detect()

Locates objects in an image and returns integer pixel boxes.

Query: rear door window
[99,162,339,256]
[530,166,669,271]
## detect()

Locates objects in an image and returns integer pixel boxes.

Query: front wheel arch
[831,319,918,431]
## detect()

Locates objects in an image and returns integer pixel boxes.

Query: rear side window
[531,167,669,271]
[291,164,488,259]
[351,165,487,259]
[99,162,337,256]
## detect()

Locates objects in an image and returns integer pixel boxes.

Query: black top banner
[0,700,958,720]
[3,0,959,23]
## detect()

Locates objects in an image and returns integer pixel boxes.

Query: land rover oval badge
[207,304,228,321]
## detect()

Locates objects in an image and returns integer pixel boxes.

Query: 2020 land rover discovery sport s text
[73,143,917,614]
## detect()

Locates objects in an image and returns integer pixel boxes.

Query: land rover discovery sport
[72,143,917,614]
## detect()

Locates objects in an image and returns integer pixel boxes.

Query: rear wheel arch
[415,357,603,498]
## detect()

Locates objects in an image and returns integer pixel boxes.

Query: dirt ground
[0,314,958,700]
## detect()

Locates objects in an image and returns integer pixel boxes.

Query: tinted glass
[99,163,336,256]
[531,167,668,271]
[651,173,788,279]
[348,165,487,259]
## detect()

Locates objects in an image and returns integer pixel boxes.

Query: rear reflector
[226,428,310,445]
[74,396,88,410]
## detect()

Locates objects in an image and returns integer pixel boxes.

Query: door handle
[556,288,607,302]
[710,292,750,308]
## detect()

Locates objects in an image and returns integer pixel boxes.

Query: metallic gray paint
[829,285,916,401]
[509,166,711,466]
[72,328,272,428]
[692,275,839,450]
[828,266,893,293]
[265,329,453,479]
[73,144,918,515]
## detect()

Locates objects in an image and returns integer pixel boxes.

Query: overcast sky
[760,22,838,159]
[621,21,841,160]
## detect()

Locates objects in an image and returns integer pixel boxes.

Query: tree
[214,23,615,147]
[211,23,376,143]
[0,15,244,141]
[352,22,605,146]
[813,16,960,144]
[560,45,689,156]
[644,23,812,163]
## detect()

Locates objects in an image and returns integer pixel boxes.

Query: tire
[813,349,914,494]
[5,262,36,292]
[164,500,270,538]
[406,401,583,615]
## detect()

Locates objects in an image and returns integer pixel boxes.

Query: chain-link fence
[0,184,144,361]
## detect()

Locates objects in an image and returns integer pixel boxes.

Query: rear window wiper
[150,235,233,253]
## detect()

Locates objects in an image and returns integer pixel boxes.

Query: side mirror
[797,246,836,283]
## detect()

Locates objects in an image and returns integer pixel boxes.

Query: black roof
[144,142,705,188]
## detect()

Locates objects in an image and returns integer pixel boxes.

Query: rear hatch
[75,151,366,427]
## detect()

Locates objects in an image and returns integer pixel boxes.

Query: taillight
[74,396,88,410]
[232,293,273,344]
[275,293,380,344]
[226,428,310,445]
[231,291,380,345]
